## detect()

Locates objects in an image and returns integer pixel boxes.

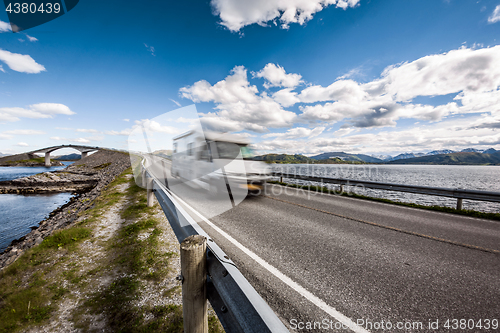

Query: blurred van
[171,130,271,195]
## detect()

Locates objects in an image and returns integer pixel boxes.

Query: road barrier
[140,159,289,333]
[272,172,500,210]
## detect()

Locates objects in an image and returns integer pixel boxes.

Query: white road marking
[170,191,371,333]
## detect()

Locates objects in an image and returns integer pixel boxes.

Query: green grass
[0,225,92,332]
[93,162,112,170]
[38,227,91,250]
[269,181,500,221]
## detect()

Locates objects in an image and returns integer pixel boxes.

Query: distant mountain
[426,150,455,156]
[55,153,81,160]
[483,148,497,154]
[389,152,426,161]
[371,154,392,161]
[461,148,483,153]
[310,152,383,163]
[254,147,500,165]
[388,152,500,165]
[254,153,372,164]
[0,152,8,157]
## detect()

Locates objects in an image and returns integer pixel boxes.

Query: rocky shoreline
[0,150,131,270]
[0,161,65,167]
[0,170,98,194]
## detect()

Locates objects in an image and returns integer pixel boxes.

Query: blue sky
[1,0,500,156]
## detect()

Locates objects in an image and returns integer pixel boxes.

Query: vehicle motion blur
[171,130,271,196]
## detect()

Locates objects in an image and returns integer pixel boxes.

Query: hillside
[54,153,81,160]
[254,153,370,164]
[388,152,500,165]
[310,152,383,163]
[254,153,314,164]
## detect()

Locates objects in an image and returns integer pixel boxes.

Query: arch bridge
[29,145,101,167]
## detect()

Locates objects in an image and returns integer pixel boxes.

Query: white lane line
[171,192,371,333]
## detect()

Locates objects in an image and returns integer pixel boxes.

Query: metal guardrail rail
[272,172,500,210]
[140,159,289,333]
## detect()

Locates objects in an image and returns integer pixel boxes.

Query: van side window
[187,143,193,156]
[173,142,177,154]
[198,142,210,161]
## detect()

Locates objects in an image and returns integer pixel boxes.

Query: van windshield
[215,142,255,160]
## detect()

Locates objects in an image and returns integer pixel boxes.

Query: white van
[171,130,271,195]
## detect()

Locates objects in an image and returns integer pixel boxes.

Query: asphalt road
[145,156,500,333]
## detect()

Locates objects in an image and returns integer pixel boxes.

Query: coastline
[0,150,131,270]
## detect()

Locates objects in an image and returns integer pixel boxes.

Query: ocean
[0,162,74,252]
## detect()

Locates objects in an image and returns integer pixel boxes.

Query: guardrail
[272,172,500,210]
[140,159,289,333]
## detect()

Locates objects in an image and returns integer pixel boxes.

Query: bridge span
[29,144,101,166]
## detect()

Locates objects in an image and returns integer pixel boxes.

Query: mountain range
[310,148,497,163]
[257,148,500,165]
[2,147,499,165]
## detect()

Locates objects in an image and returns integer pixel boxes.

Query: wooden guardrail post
[141,168,147,188]
[180,235,208,333]
[457,198,463,210]
[147,177,154,207]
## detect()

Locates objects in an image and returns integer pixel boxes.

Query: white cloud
[0,49,46,73]
[180,65,297,131]
[144,43,155,56]
[4,129,45,135]
[380,46,500,102]
[211,0,360,32]
[25,34,38,42]
[50,136,95,144]
[488,5,500,23]
[76,128,100,133]
[123,118,130,122]
[253,63,302,88]
[0,20,11,32]
[169,98,181,107]
[107,119,181,137]
[0,133,13,140]
[299,45,500,127]
[105,129,133,136]
[134,119,180,134]
[299,79,367,103]
[16,142,29,147]
[272,88,301,107]
[262,126,325,139]
[181,45,500,137]
[0,103,75,123]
